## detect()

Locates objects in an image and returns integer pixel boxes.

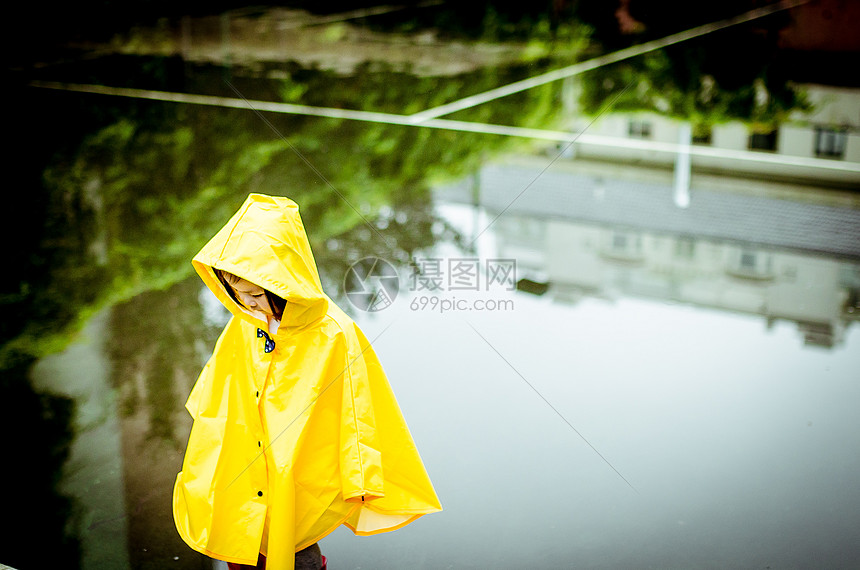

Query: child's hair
[215,268,287,320]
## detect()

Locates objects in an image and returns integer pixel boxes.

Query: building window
[674,237,696,259]
[749,129,778,151]
[815,127,847,159]
[740,251,758,270]
[628,120,652,139]
[612,233,630,249]
[602,230,644,262]
[726,249,773,280]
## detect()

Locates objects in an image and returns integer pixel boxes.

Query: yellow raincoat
[173,194,441,568]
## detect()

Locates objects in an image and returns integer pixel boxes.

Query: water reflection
[437,157,860,349]
[106,280,218,568]
[6,1,860,568]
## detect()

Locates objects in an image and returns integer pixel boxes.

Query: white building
[558,81,860,188]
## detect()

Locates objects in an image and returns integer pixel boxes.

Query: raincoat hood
[192,194,328,329]
[174,194,441,569]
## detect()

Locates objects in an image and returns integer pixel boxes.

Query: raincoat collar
[192,194,329,332]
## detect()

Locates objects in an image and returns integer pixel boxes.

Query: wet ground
[4,1,860,568]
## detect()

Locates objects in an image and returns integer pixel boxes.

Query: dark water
[3,2,859,569]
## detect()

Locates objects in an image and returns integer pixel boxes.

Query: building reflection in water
[436,155,860,349]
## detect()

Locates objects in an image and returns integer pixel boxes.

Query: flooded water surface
[4,2,860,569]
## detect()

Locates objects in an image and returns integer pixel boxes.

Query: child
[173,194,441,569]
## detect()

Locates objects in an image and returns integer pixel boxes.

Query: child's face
[226,277,274,316]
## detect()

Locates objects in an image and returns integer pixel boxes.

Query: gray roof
[438,161,860,259]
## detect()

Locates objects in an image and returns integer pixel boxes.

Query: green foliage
[574,2,813,129]
[3,56,568,369]
[578,47,813,130]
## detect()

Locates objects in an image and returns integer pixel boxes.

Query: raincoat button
[257,491,263,497]
[256,391,260,397]
[258,441,261,447]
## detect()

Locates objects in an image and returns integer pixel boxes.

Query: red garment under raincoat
[172,194,441,568]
